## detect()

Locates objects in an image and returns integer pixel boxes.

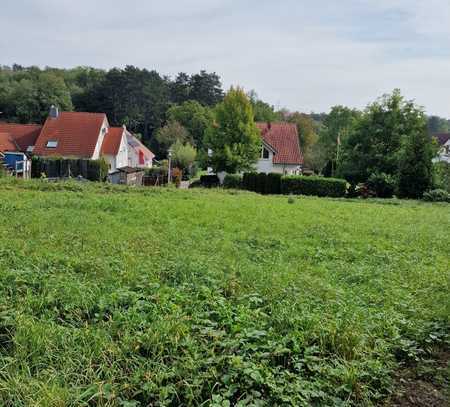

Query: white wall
[255,146,274,173]
[115,133,128,169]
[91,117,109,159]
[272,164,302,175]
[434,141,450,163]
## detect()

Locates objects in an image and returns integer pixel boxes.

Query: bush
[281,176,347,197]
[242,172,282,195]
[423,189,450,203]
[200,175,220,188]
[31,157,108,181]
[433,162,450,193]
[266,173,282,195]
[223,174,242,189]
[243,172,258,192]
[366,172,396,198]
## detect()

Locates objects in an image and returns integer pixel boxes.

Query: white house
[27,107,154,175]
[433,133,450,164]
[255,122,303,174]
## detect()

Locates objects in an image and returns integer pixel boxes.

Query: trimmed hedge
[200,175,220,188]
[223,174,242,189]
[31,157,108,182]
[242,172,282,195]
[281,176,347,197]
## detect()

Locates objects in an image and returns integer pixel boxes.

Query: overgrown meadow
[0,179,448,406]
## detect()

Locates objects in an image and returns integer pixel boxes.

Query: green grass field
[0,179,449,406]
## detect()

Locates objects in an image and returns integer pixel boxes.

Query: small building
[255,122,303,175]
[108,166,145,186]
[433,133,450,164]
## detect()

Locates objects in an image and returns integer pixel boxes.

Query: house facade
[433,133,450,164]
[255,122,303,174]
[0,107,154,178]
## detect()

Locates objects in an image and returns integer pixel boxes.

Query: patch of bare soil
[387,351,449,407]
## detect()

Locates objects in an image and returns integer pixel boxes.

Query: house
[0,123,42,177]
[433,133,450,164]
[255,122,303,174]
[0,106,154,180]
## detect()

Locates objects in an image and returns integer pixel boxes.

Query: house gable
[34,112,107,158]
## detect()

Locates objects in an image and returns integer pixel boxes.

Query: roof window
[46,140,58,148]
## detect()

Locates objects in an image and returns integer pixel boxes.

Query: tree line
[1,64,448,198]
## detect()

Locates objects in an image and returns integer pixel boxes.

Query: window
[46,140,58,148]
[262,147,270,159]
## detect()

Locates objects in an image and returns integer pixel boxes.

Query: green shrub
[243,172,258,192]
[256,173,267,194]
[366,172,396,198]
[281,175,347,197]
[31,157,107,181]
[433,162,450,192]
[423,189,450,202]
[223,174,242,189]
[200,175,220,188]
[266,173,282,194]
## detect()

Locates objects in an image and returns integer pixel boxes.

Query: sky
[1,0,450,117]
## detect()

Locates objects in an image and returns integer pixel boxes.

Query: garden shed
[108,166,144,186]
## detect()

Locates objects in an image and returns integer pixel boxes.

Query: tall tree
[189,71,224,106]
[205,87,260,173]
[154,121,192,158]
[397,128,433,198]
[167,100,214,149]
[339,90,427,184]
[247,90,279,122]
[170,72,191,104]
[427,115,450,134]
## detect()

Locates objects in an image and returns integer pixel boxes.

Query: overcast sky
[1,0,449,116]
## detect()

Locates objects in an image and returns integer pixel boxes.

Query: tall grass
[0,179,448,406]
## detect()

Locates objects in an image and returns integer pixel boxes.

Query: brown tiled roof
[433,133,450,146]
[34,112,106,158]
[0,133,19,152]
[256,122,303,165]
[0,122,42,152]
[101,127,124,156]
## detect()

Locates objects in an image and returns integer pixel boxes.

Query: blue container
[4,152,26,171]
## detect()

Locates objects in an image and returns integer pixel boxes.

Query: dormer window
[262,147,270,159]
[46,140,58,148]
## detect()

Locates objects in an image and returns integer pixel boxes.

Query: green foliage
[242,172,283,195]
[205,87,261,173]
[155,121,192,156]
[248,90,280,122]
[339,90,427,184]
[427,115,450,134]
[31,156,107,181]
[167,100,214,149]
[433,162,450,192]
[200,174,220,188]
[281,175,347,197]
[422,189,450,202]
[223,174,242,189]
[171,140,197,173]
[318,106,361,175]
[397,129,433,199]
[366,172,396,198]
[0,180,448,405]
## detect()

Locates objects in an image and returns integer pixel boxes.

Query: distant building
[0,106,154,177]
[255,122,303,174]
[432,133,450,164]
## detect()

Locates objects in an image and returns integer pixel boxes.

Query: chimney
[49,105,59,119]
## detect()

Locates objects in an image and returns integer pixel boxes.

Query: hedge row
[199,175,220,188]
[31,157,109,182]
[281,175,347,197]
[243,172,282,194]
[241,173,347,197]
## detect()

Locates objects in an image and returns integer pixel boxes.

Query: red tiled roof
[101,127,124,156]
[433,133,450,146]
[256,122,303,165]
[34,112,106,158]
[0,133,19,152]
[0,123,42,152]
